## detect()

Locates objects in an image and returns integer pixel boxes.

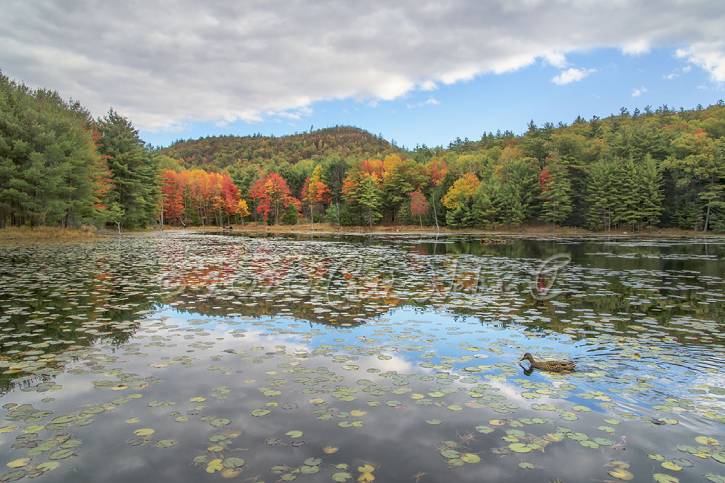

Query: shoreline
[176,222,725,239]
[1,223,723,243]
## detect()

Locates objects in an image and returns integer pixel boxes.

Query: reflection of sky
[158,304,724,416]
[3,301,725,483]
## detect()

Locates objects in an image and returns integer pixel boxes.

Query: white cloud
[551,67,595,85]
[406,97,440,109]
[622,39,651,55]
[0,1,723,131]
[676,42,725,82]
[631,86,648,97]
[543,51,568,69]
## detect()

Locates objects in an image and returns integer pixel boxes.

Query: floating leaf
[653,474,679,483]
[6,458,30,469]
[461,453,480,464]
[508,443,532,453]
[661,461,682,472]
[206,459,223,473]
[156,439,177,448]
[608,468,634,480]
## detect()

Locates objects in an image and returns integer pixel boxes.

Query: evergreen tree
[637,154,664,228]
[96,110,159,228]
[493,158,539,225]
[586,160,616,231]
[0,74,100,227]
[539,160,572,225]
[357,176,383,227]
[611,158,640,229]
[471,183,497,227]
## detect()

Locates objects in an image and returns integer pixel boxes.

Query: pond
[0,232,723,483]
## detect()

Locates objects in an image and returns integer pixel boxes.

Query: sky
[1,1,724,149]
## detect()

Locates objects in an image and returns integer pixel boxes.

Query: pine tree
[612,158,640,229]
[637,154,664,228]
[586,160,616,230]
[0,74,100,227]
[539,160,572,225]
[96,110,159,228]
[493,158,538,225]
[357,176,383,227]
[471,183,497,227]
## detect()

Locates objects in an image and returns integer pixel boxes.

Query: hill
[162,126,402,169]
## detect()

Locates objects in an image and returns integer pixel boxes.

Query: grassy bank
[0,226,102,243]
[3,224,720,243]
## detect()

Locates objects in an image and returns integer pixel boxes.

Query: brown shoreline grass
[0,226,101,243]
[173,222,724,239]
[2,223,721,243]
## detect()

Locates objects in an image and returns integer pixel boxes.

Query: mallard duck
[520,353,575,373]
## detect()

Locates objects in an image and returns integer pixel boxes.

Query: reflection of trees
[1,234,722,393]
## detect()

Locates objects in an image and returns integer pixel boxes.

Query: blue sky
[2,1,723,150]
[139,48,723,149]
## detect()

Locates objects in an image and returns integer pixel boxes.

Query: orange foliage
[427,158,448,186]
[249,172,300,223]
[161,168,241,225]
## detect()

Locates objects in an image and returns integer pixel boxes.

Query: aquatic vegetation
[0,232,723,482]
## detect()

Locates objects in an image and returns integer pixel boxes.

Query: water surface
[0,232,723,482]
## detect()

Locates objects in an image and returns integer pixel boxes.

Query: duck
[520,352,575,373]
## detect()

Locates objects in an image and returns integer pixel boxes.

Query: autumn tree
[249,172,300,224]
[161,169,186,226]
[426,158,448,230]
[409,189,429,227]
[237,198,250,225]
[301,165,331,226]
[442,172,480,227]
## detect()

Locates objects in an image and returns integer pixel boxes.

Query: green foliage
[356,176,383,227]
[96,110,160,229]
[2,69,723,232]
[0,73,101,228]
[586,156,664,230]
[492,158,539,225]
[163,126,400,170]
[281,204,299,225]
[539,160,572,225]
[586,160,617,230]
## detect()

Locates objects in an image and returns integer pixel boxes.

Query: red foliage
[427,158,448,186]
[161,169,186,222]
[301,166,331,207]
[220,173,241,215]
[161,169,242,225]
[409,189,429,217]
[359,159,385,181]
[539,168,551,191]
[249,172,300,223]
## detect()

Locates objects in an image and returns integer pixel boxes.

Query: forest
[1,72,723,232]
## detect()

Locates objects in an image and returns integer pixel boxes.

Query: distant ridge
[162,126,402,169]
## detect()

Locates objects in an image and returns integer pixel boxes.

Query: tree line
[1,72,723,232]
[0,74,159,229]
